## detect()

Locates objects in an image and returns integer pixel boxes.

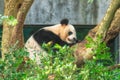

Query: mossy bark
[2,0,34,59]
[74,0,120,67]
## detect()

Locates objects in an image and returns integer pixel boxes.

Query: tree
[73,0,120,67]
[1,0,34,59]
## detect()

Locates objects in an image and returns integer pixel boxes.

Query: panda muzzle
[68,38,78,43]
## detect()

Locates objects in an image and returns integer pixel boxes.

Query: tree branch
[105,8,120,43]
[73,0,120,67]
[108,64,120,71]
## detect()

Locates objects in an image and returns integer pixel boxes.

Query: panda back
[33,29,68,46]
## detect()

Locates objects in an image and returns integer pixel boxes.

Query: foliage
[78,36,120,80]
[0,49,29,80]
[0,36,120,80]
[87,0,94,3]
[0,44,78,80]
[0,14,17,26]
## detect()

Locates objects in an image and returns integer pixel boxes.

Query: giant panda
[25,19,78,64]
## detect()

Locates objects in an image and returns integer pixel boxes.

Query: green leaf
[7,16,18,26]
[53,44,62,49]
[0,14,18,26]
[88,0,94,3]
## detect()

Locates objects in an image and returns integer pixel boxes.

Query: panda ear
[60,19,69,25]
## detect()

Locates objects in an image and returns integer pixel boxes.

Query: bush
[0,44,78,80]
[0,36,120,80]
[78,36,120,80]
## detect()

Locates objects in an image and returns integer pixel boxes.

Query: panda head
[44,19,78,45]
[59,19,77,44]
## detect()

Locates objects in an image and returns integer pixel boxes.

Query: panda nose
[73,38,78,43]
[73,38,76,41]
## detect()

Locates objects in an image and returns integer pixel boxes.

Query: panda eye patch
[68,31,73,35]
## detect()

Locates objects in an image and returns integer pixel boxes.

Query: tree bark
[73,0,120,67]
[2,0,34,59]
[11,0,34,49]
[105,8,120,43]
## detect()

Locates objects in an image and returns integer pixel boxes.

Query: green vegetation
[0,36,120,80]
[0,44,77,80]
[80,36,120,80]
[0,14,17,26]
[87,0,94,3]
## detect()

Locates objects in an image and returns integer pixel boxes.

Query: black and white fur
[25,19,77,64]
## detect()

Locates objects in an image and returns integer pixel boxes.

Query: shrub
[0,44,78,80]
[0,36,120,80]
[78,36,120,80]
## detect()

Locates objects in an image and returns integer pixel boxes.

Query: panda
[25,19,78,64]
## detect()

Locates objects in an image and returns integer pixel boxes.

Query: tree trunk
[11,0,34,49]
[2,0,34,59]
[73,0,120,67]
